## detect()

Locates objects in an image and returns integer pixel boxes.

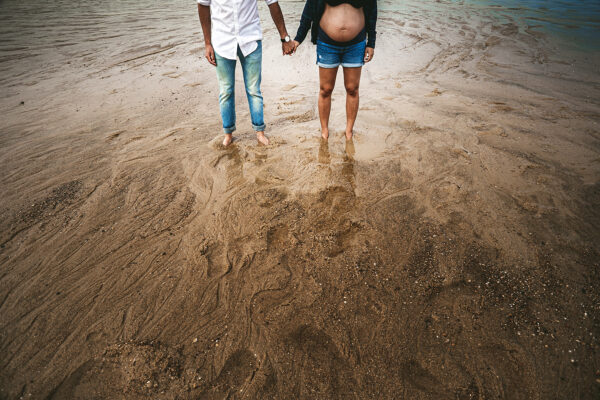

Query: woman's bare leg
[343,66,362,140]
[318,67,338,140]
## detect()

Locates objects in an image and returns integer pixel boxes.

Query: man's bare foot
[321,129,329,140]
[223,134,233,147]
[256,131,270,146]
[345,131,353,140]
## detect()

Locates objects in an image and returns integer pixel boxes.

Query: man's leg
[319,66,338,140]
[214,52,237,146]
[239,41,269,145]
[343,66,362,140]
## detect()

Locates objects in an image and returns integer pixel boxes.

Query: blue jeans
[214,41,265,134]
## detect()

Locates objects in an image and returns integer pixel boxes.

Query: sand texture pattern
[0,0,599,398]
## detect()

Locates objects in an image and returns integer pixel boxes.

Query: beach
[0,0,599,398]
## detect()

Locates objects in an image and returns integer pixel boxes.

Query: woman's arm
[366,0,377,49]
[294,0,315,45]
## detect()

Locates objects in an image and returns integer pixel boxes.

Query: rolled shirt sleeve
[197,0,210,5]
[265,0,278,4]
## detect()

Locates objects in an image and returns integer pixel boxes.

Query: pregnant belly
[320,4,365,42]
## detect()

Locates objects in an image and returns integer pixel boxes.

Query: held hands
[282,40,295,55]
[364,47,374,63]
[205,39,300,62]
[282,40,300,56]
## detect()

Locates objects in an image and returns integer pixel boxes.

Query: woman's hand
[292,40,300,53]
[364,47,374,63]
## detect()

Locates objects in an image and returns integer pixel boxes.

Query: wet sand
[1,0,599,398]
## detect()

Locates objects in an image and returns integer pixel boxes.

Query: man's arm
[267,2,295,55]
[197,4,216,66]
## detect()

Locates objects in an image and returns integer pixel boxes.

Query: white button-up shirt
[198,0,278,60]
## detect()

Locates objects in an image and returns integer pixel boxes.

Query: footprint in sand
[474,125,508,137]
[162,71,182,79]
[282,84,297,91]
[450,147,471,160]
[490,102,513,112]
[426,88,443,97]
[287,110,315,123]
[184,82,203,88]
[106,130,125,141]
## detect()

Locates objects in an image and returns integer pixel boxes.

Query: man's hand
[282,41,295,55]
[198,5,215,65]
[205,43,217,66]
[364,47,374,63]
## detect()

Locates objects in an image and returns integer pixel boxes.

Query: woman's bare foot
[321,129,329,140]
[223,134,233,147]
[345,130,353,140]
[256,131,270,146]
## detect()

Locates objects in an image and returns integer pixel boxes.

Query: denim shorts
[317,40,366,69]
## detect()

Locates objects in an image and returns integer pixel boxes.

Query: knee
[245,75,261,92]
[320,86,334,98]
[345,85,359,97]
[220,83,233,96]
[219,84,234,101]
[246,85,261,99]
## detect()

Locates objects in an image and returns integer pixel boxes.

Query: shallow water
[0,0,194,89]
[460,0,600,50]
[379,0,600,50]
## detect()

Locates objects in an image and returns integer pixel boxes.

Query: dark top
[326,0,367,7]
[294,0,377,48]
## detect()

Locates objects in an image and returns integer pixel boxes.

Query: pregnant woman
[293,0,377,141]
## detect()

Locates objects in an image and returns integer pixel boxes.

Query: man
[198,0,295,147]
